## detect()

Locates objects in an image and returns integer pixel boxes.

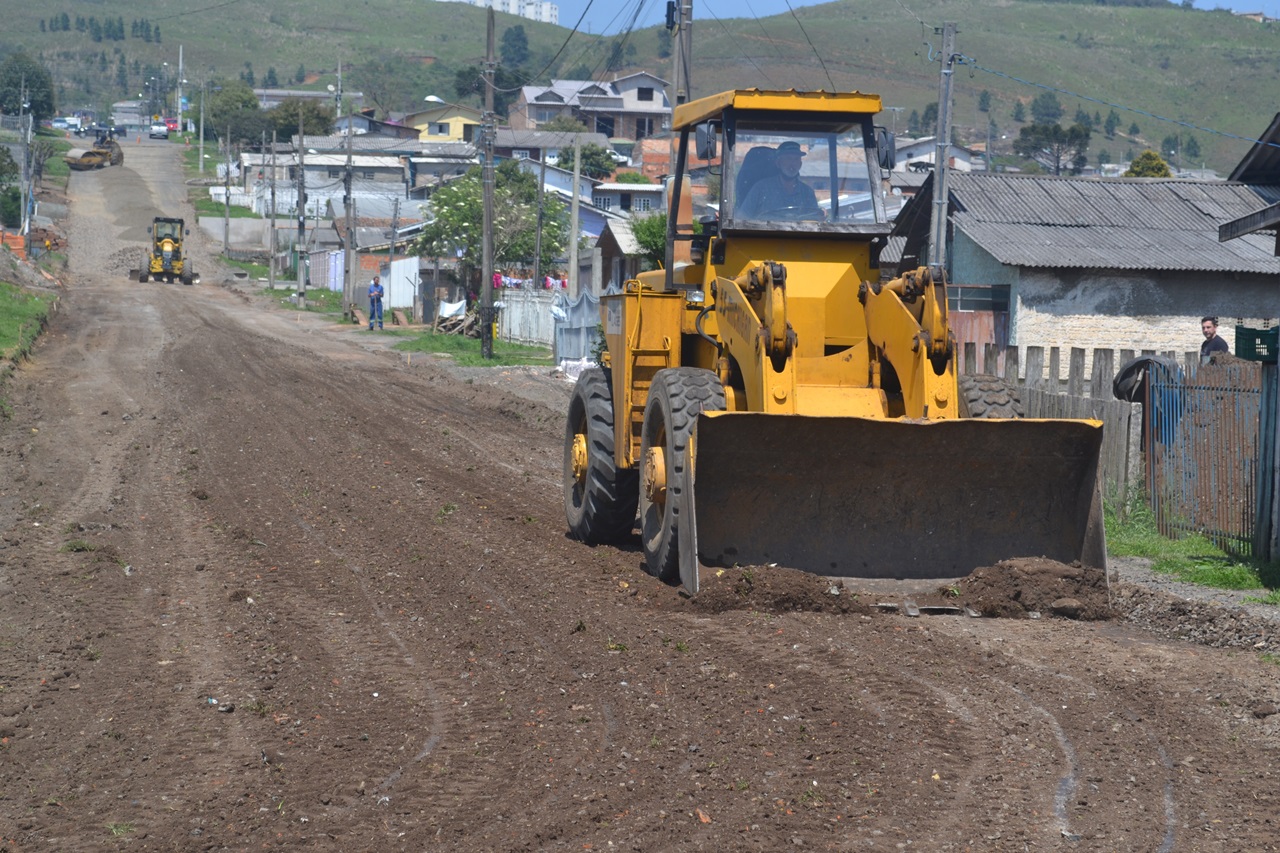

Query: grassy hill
[5,0,1280,172]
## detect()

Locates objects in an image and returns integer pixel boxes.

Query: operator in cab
[737,140,822,221]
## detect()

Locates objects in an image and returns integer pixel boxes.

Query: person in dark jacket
[1200,316,1229,363]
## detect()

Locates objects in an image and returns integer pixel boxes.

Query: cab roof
[672,89,883,130]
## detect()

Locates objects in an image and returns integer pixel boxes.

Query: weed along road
[0,143,1277,851]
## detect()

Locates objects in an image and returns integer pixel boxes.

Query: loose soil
[1,141,1278,851]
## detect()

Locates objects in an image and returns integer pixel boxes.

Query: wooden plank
[1184,351,1199,377]
[392,309,410,327]
[963,342,977,375]
[1003,345,1020,383]
[1090,349,1115,400]
[353,309,369,327]
[1024,347,1044,389]
[1048,348,1061,394]
[1068,347,1086,397]
[1120,348,1135,367]
[983,343,999,375]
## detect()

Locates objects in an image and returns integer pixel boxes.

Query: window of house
[432,123,449,135]
[593,196,612,210]
[620,193,632,211]
[328,169,341,178]
[947,285,1010,313]
[636,197,652,212]
[536,107,559,123]
[463,124,475,142]
[512,149,531,160]
[635,117,653,139]
[362,171,375,179]
[637,87,654,102]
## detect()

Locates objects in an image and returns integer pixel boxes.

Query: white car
[149,124,169,140]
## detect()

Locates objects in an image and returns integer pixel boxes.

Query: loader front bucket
[684,413,1106,593]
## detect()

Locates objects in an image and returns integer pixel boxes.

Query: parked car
[164,117,179,132]
[149,124,169,140]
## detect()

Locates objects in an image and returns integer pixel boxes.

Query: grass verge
[1106,498,1280,593]
[394,329,552,367]
[0,281,57,362]
[193,197,261,219]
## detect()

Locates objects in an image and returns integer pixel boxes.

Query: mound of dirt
[957,557,1113,620]
[690,566,872,615]
[691,558,1114,621]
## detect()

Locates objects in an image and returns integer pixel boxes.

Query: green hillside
[4,0,1279,172]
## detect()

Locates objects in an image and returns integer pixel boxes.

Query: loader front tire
[639,368,726,583]
[564,367,638,545]
[958,374,1024,418]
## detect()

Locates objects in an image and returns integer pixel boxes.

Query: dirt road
[1,143,1277,852]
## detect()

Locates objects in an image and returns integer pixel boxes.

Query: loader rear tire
[639,368,726,583]
[959,374,1024,418]
[564,367,638,545]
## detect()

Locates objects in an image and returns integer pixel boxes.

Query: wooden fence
[958,343,1147,500]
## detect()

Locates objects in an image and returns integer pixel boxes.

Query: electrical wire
[489,0,600,93]
[742,0,788,60]
[151,0,244,22]
[784,0,836,90]
[702,1,777,87]
[958,55,1280,153]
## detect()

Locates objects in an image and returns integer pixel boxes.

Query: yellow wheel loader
[564,89,1106,592]
[137,217,197,285]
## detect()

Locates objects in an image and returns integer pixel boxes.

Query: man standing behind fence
[368,276,384,331]
[1201,316,1229,363]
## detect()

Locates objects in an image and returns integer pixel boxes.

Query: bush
[0,187,20,228]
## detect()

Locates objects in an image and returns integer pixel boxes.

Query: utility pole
[388,196,400,296]
[479,7,497,359]
[18,79,30,254]
[568,140,581,298]
[296,105,307,308]
[176,45,184,133]
[269,129,277,291]
[343,110,356,320]
[199,78,206,173]
[668,0,694,106]
[928,21,959,277]
[223,125,231,254]
[532,156,546,292]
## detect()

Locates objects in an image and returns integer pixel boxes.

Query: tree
[453,64,521,117]
[413,159,568,271]
[267,97,334,137]
[0,52,56,121]
[907,109,920,135]
[1013,123,1091,175]
[1124,150,1172,178]
[978,90,991,113]
[541,114,589,133]
[632,212,670,267]
[613,171,652,184]
[295,64,307,84]
[1161,134,1180,159]
[1097,149,1111,167]
[501,25,530,69]
[204,78,260,137]
[1128,121,1141,137]
[1012,101,1026,123]
[920,102,938,135]
[1104,109,1120,138]
[656,28,673,58]
[555,142,616,179]
[1074,106,1092,128]
[0,147,19,186]
[1184,135,1201,160]
[1029,91,1063,124]
[264,67,279,88]
[0,187,21,229]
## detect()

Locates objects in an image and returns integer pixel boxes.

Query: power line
[703,1,777,87]
[959,55,1280,153]
[490,0,600,93]
[741,0,788,61]
[152,0,244,22]
[784,0,836,90]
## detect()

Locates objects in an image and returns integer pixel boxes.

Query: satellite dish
[327,84,336,93]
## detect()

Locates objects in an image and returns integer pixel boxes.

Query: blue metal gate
[1147,360,1263,554]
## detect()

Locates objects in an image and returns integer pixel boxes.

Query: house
[403,101,482,143]
[891,172,1280,357]
[590,182,664,215]
[509,73,671,141]
[595,219,647,291]
[512,157,598,203]
[1221,111,1280,256]
[253,87,356,112]
[893,136,975,174]
[406,142,480,197]
[493,129,611,164]
[335,112,420,140]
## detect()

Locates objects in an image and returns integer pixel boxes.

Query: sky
[557,0,1280,35]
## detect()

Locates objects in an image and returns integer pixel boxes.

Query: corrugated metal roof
[944,173,1280,273]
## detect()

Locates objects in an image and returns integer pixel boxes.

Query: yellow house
[406,101,482,144]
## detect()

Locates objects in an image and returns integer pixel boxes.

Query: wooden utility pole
[269,130,277,291]
[929,22,959,276]
[568,139,581,298]
[532,156,547,292]
[199,78,206,173]
[296,106,307,308]
[223,125,231,254]
[479,8,497,359]
[388,196,400,314]
[343,113,356,320]
[671,0,694,106]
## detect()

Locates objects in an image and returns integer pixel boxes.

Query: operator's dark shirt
[737,175,820,220]
[1201,335,1229,359]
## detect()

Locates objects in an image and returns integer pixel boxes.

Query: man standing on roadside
[368,276,384,330]
[1201,316,1229,363]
